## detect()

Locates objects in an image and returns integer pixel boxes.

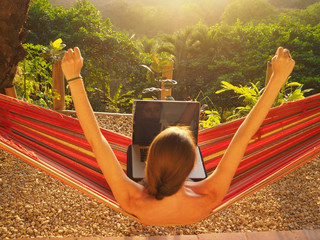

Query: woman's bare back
[126,181,216,225]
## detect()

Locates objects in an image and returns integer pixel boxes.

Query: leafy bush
[14,43,58,108]
[216,79,312,121]
[216,81,263,120]
[200,109,221,128]
[26,0,147,112]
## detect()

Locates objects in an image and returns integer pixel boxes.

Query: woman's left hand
[61,47,83,81]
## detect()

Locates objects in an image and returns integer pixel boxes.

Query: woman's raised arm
[202,47,295,203]
[61,48,140,211]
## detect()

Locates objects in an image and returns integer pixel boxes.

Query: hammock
[0,93,319,222]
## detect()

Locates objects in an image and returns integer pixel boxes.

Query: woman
[61,47,295,225]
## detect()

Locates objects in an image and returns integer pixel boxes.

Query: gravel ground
[0,114,319,239]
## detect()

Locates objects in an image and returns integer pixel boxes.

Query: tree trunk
[52,60,65,110]
[0,0,30,94]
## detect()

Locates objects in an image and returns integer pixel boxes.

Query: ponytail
[145,177,181,200]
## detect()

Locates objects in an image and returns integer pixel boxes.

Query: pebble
[0,114,319,238]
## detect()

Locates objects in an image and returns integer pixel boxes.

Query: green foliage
[141,55,173,83]
[137,36,159,54]
[216,81,262,120]
[48,0,319,37]
[268,0,320,9]
[14,43,58,108]
[194,90,222,128]
[275,79,313,106]
[156,17,320,104]
[26,0,112,46]
[216,81,262,106]
[105,84,135,113]
[158,26,201,99]
[221,0,277,25]
[297,2,320,26]
[24,0,320,114]
[26,0,146,111]
[91,82,135,113]
[200,110,221,128]
[215,79,313,121]
[97,0,229,36]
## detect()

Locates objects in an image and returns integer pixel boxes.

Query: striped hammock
[0,93,319,222]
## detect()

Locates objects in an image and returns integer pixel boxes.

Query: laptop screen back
[132,100,200,146]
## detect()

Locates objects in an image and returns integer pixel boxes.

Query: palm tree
[189,24,218,60]
[157,26,197,98]
[138,36,158,54]
[0,0,30,93]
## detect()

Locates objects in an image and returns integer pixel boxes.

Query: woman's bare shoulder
[127,184,217,225]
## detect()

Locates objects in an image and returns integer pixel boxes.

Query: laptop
[127,100,207,182]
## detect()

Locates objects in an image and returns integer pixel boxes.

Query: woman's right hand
[61,47,83,81]
[270,47,295,87]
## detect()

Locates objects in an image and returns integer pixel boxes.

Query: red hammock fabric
[0,93,319,220]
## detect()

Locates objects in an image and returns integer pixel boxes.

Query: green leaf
[250,81,260,94]
[286,82,302,87]
[215,89,226,94]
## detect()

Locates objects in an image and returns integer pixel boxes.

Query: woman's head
[145,126,196,200]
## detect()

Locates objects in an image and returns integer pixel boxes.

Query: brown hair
[145,126,196,200]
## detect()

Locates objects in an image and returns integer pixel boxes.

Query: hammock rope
[0,93,319,220]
